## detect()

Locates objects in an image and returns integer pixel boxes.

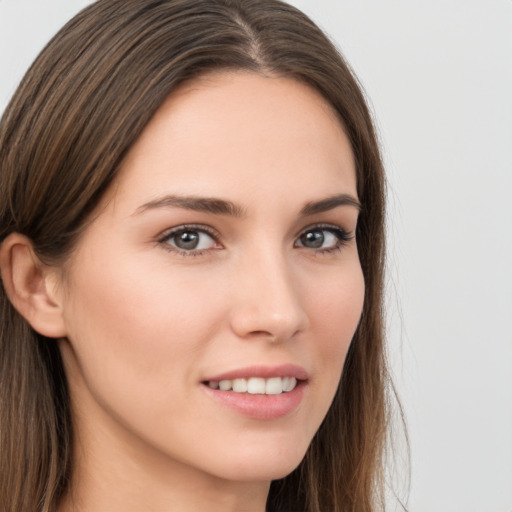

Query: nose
[228,249,310,343]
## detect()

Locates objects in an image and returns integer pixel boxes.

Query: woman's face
[57,72,364,485]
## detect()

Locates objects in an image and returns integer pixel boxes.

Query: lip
[202,364,309,382]
[201,364,308,420]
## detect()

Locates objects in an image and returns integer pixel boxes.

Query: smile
[206,376,298,395]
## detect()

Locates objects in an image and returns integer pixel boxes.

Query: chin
[207,439,309,482]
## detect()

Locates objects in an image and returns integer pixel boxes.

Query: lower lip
[202,381,306,420]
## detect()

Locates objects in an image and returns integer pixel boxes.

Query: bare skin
[1,72,364,511]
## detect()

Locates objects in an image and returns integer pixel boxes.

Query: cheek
[60,257,229,456]
[311,265,364,382]
[297,260,365,418]
[310,262,365,353]
[63,256,224,375]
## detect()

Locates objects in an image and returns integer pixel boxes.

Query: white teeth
[247,377,266,394]
[282,377,297,392]
[206,376,298,395]
[219,380,232,391]
[265,377,282,395]
[232,378,248,392]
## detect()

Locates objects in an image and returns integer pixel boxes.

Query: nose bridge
[229,240,309,341]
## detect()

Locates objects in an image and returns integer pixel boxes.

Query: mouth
[204,376,298,395]
[201,365,308,420]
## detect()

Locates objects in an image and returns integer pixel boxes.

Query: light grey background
[1,1,511,511]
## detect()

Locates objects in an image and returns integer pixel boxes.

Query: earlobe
[0,233,67,338]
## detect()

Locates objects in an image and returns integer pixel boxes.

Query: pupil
[176,231,199,250]
[302,230,324,248]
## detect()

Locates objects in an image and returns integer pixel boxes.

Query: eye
[295,225,352,252]
[159,225,219,253]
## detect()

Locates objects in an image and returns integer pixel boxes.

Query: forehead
[108,71,356,212]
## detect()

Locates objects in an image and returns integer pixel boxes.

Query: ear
[0,233,67,338]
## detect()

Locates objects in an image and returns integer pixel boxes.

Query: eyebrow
[135,195,246,217]
[299,194,361,216]
[135,193,361,217]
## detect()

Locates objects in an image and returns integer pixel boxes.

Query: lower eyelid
[157,224,353,256]
[155,225,223,257]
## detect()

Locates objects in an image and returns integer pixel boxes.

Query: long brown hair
[0,1,391,510]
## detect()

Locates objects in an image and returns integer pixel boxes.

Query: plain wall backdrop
[1,1,511,511]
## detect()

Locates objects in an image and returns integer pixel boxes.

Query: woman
[0,0,391,511]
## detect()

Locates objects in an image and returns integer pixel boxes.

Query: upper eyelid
[158,222,352,238]
[296,222,352,237]
[158,223,220,242]
[158,222,349,239]
[156,222,354,256]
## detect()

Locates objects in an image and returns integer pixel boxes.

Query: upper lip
[203,364,309,382]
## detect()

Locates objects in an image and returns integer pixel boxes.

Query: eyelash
[297,223,354,255]
[158,224,220,258]
[157,223,354,257]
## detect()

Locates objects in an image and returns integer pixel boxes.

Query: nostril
[248,330,273,338]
